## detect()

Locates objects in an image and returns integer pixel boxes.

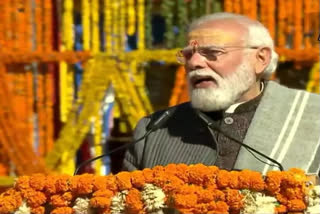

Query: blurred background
[0,0,319,190]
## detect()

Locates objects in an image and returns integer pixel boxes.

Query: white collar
[225,82,264,114]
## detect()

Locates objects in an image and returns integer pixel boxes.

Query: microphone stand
[74,108,177,175]
[74,130,152,175]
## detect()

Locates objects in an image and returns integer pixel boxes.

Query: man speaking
[122,12,320,176]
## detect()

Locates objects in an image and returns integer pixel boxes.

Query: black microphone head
[196,110,214,127]
[149,107,177,131]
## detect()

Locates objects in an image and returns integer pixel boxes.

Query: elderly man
[123,12,320,175]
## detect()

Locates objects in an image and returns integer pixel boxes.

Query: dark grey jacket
[122,101,255,171]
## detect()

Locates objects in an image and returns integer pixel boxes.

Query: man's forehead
[187,28,241,45]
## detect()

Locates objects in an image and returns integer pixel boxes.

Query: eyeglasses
[176,45,259,64]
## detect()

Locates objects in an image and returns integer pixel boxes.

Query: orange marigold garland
[0,164,318,214]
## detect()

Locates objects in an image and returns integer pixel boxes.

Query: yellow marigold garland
[92,116,103,175]
[60,0,74,123]
[137,0,145,50]
[306,62,320,94]
[92,0,100,53]
[119,0,126,52]
[112,1,120,54]
[127,0,136,36]
[0,165,318,214]
[104,0,112,55]
[82,0,91,51]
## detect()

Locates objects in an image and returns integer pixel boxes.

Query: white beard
[187,61,256,112]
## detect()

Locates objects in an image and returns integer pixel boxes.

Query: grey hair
[189,12,278,79]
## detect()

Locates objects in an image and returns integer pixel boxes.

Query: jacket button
[224,117,234,125]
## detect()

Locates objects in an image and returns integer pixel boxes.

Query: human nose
[185,52,207,71]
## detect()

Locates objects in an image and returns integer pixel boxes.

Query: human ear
[254,47,271,75]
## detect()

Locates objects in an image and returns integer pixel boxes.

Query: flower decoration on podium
[0,164,319,214]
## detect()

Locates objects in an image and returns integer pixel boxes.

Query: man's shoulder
[265,80,320,97]
[140,102,195,128]
[148,102,194,120]
[133,102,196,136]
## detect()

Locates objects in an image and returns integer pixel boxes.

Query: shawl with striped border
[235,81,320,175]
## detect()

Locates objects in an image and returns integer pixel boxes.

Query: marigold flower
[289,168,305,175]
[217,170,232,188]
[228,171,240,189]
[204,165,219,187]
[153,170,170,188]
[283,169,307,189]
[161,175,184,193]
[115,172,132,191]
[90,197,112,208]
[62,192,74,201]
[215,201,229,214]
[24,190,47,207]
[163,164,179,175]
[186,164,209,185]
[193,203,209,213]
[173,185,202,208]
[207,201,218,211]
[265,171,283,194]
[0,189,22,213]
[31,206,45,214]
[178,208,193,214]
[70,174,94,195]
[29,174,46,191]
[239,170,264,191]
[90,190,113,208]
[196,189,214,203]
[283,187,304,200]
[92,176,108,191]
[130,170,146,188]
[275,204,287,213]
[15,176,30,191]
[211,189,226,201]
[55,175,71,193]
[93,189,114,197]
[175,184,198,195]
[172,164,189,182]
[142,168,155,183]
[287,199,306,211]
[44,176,58,195]
[125,188,144,214]
[224,189,243,211]
[50,206,74,214]
[49,195,68,207]
[275,193,288,205]
[174,193,198,209]
[152,165,165,173]
[105,175,118,192]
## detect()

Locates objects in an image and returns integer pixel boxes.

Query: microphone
[74,107,177,175]
[196,110,284,171]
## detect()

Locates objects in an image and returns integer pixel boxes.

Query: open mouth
[191,75,217,88]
